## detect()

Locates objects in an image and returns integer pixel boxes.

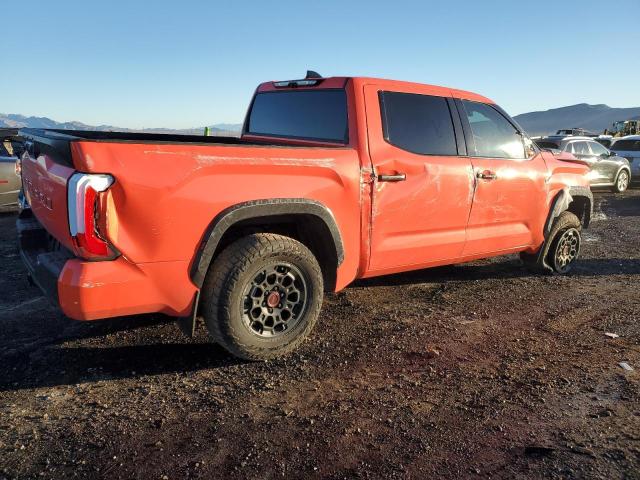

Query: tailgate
[21,133,76,250]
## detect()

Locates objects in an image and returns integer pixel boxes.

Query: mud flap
[177,290,200,337]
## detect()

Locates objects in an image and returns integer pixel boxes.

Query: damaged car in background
[535,135,631,192]
[0,128,22,211]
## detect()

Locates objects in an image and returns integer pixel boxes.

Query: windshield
[247,89,348,143]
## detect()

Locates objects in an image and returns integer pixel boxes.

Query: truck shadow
[0,341,245,392]
[599,194,640,218]
[1,258,637,393]
[352,258,640,288]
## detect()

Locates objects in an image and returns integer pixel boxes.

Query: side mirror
[600,153,609,159]
[608,150,616,157]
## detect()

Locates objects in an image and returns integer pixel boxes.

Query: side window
[573,142,591,155]
[589,141,608,156]
[379,91,458,156]
[461,100,525,159]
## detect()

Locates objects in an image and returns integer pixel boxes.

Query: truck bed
[22,128,247,145]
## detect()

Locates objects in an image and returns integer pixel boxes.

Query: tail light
[67,173,117,260]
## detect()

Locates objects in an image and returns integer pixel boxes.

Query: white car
[610,135,640,182]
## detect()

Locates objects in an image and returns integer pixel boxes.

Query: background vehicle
[555,128,597,137]
[18,74,593,360]
[0,128,22,211]
[610,135,640,182]
[605,120,640,137]
[595,135,614,148]
[535,136,630,192]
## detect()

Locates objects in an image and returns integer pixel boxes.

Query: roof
[257,76,495,104]
[537,135,598,146]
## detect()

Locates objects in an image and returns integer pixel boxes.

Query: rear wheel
[520,211,582,274]
[612,170,629,193]
[200,233,324,361]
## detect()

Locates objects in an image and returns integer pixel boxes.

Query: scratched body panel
[18,75,592,323]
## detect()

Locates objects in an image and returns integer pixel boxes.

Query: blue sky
[4,0,639,129]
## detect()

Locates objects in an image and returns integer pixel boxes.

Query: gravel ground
[0,190,639,480]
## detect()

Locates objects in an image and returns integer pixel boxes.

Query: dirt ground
[1,190,639,480]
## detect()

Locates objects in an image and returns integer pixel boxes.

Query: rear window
[535,141,559,150]
[247,90,348,143]
[379,91,457,156]
[611,140,640,151]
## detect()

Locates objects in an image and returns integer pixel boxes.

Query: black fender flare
[523,186,592,274]
[544,186,593,238]
[190,198,344,288]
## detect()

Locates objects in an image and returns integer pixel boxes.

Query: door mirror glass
[523,136,537,158]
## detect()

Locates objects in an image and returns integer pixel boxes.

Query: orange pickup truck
[18,73,593,360]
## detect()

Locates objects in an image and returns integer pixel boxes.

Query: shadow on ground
[353,258,640,288]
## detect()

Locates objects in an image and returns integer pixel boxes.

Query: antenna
[305,70,322,79]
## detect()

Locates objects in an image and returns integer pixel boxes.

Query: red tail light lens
[67,173,117,260]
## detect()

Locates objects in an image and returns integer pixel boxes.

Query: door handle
[377,173,406,182]
[476,169,497,180]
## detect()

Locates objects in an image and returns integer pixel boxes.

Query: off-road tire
[201,233,324,361]
[612,170,630,193]
[520,211,582,274]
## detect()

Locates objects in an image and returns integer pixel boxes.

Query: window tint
[247,90,348,143]
[588,141,609,156]
[379,92,457,155]
[461,100,525,159]
[611,139,640,151]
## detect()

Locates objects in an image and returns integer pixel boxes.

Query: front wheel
[200,233,324,361]
[612,170,629,193]
[520,211,582,274]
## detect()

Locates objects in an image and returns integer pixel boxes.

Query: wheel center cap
[267,291,281,308]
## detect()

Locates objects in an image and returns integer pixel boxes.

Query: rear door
[364,85,474,274]
[457,99,547,256]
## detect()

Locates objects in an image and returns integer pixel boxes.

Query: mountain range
[512,104,640,136]
[3,103,640,137]
[0,113,242,136]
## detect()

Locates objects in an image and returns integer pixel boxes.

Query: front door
[364,85,474,275]
[457,100,548,256]
[578,140,618,185]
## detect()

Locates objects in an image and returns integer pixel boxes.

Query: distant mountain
[5,103,640,138]
[513,104,640,136]
[0,113,242,136]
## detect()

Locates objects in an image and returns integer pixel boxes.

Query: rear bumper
[17,209,72,305]
[18,210,198,321]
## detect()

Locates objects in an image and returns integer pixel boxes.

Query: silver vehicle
[0,129,21,211]
[610,136,640,183]
[535,136,631,192]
